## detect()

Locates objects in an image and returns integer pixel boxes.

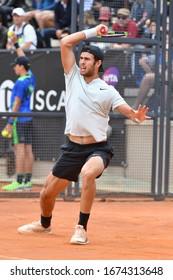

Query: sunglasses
[117,15,127,20]
[99,19,109,22]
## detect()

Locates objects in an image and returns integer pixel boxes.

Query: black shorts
[13,120,33,145]
[52,139,114,182]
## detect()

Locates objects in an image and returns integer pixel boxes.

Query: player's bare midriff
[68,134,106,145]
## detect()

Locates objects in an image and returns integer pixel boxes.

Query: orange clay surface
[0,197,173,260]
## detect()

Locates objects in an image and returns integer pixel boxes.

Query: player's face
[79,52,98,77]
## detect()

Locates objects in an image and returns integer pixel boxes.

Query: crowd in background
[0,0,171,108]
[0,0,159,50]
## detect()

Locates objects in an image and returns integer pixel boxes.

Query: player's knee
[81,168,95,182]
[40,187,51,201]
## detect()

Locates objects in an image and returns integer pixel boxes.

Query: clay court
[0,197,173,260]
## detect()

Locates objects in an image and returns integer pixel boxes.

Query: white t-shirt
[64,63,126,142]
[8,22,37,50]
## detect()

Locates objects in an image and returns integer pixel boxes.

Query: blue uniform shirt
[10,70,36,122]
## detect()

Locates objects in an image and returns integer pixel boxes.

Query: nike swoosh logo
[100,88,106,90]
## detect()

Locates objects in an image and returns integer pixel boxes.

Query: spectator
[112,8,139,83]
[98,6,111,26]
[133,34,172,110]
[82,0,130,28]
[83,0,97,28]
[0,0,29,27]
[2,33,35,192]
[0,14,7,48]
[23,0,55,29]
[40,0,78,48]
[90,6,112,50]
[132,70,155,109]
[142,18,156,38]
[6,7,37,50]
[111,8,138,49]
[139,20,156,74]
[83,0,113,28]
[92,1,134,23]
[130,0,155,36]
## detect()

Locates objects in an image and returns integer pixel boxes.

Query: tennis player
[18,24,150,244]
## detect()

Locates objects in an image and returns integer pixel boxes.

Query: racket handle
[100,26,107,34]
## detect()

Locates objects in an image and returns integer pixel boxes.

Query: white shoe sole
[18,227,52,235]
[70,239,89,245]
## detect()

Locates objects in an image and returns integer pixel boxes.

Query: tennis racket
[97,31,128,38]
[98,27,128,37]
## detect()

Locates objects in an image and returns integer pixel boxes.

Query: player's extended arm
[60,24,108,74]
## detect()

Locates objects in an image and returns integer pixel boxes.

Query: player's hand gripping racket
[98,27,128,38]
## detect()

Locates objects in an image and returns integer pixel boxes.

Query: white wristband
[83,28,97,39]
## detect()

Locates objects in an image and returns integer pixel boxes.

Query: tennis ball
[1,129,12,138]
[7,31,14,37]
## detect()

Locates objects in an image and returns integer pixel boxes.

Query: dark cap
[81,45,104,72]
[10,56,31,69]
